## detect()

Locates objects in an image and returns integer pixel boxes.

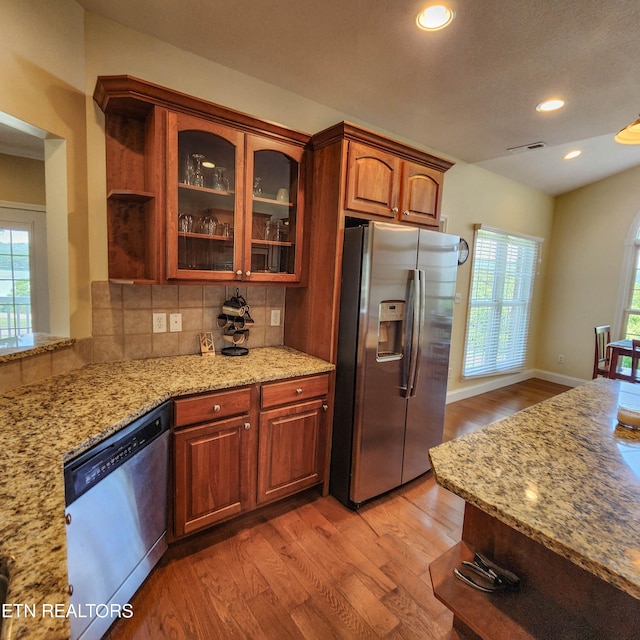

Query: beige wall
[0,153,46,205]
[440,163,555,393]
[539,165,640,380]
[0,0,90,338]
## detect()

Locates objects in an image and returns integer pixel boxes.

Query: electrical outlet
[169,313,182,332]
[153,313,167,333]
[557,354,565,364]
[270,309,281,326]
[454,292,462,304]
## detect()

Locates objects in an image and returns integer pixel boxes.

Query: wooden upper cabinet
[94,75,310,283]
[400,161,442,226]
[314,122,453,228]
[345,142,401,218]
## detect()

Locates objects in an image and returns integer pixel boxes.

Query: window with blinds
[463,226,541,378]
[622,228,640,341]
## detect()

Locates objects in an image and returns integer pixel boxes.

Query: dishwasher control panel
[64,402,169,506]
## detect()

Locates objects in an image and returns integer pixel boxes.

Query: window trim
[0,201,49,334]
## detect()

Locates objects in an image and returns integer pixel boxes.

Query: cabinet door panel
[244,135,305,282]
[174,415,251,536]
[258,399,326,505]
[345,142,401,217]
[400,161,442,227]
[167,111,245,281]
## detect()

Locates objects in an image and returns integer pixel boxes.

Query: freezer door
[402,229,458,483]
[351,222,419,504]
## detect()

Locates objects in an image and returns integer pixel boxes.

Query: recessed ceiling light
[201,160,216,168]
[564,150,581,160]
[416,5,456,31]
[536,99,565,113]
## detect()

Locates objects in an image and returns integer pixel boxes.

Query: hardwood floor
[105,378,570,640]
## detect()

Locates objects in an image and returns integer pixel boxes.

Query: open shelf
[107,189,155,202]
[429,542,600,640]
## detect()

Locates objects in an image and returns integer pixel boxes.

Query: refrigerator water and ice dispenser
[377,301,405,360]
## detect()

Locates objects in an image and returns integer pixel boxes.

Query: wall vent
[507,141,547,153]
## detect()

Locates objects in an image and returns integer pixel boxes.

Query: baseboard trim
[446,369,587,404]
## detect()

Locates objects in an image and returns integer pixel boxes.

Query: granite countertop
[0,334,74,363]
[429,377,640,602]
[0,347,333,640]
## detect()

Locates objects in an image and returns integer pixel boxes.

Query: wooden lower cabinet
[258,398,327,505]
[173,413,254,537]
[172,374,330,538]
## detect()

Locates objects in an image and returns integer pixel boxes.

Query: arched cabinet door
[244,135,305,283]
[400,161,442,227]
[344,140,444,227]
[345,141,401,218]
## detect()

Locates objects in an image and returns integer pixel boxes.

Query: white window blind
[463,226,541,378]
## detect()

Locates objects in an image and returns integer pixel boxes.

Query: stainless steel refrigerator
[331,220,459,509]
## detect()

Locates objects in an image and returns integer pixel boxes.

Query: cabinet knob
[65,513,72,525]
[403,210,409,217]
[322,404,328,412]
[213,404,221,412]
[392,206,399,214]
[236,270,243,276]
[245,270,251,277]
[244,422,251,430]
[296,388,303,394]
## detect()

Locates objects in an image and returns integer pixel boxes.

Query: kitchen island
[0,347,333,640]
[429,377,640,639]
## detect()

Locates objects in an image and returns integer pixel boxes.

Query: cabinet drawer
[261,374,329,409]
[174,387,251,427]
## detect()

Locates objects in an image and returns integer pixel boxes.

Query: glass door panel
[167,112,243,280]
[248,143,303,280]
[178,131,236,273]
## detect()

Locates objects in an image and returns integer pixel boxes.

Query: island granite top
[429,377,640,602]
[0,346,333,640]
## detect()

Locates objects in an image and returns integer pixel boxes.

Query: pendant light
[615,115,640,144]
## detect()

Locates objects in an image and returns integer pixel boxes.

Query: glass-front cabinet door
[244,135,304,282]
[167,112,244,280]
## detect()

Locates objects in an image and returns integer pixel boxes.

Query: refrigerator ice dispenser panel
[377,301,405,361]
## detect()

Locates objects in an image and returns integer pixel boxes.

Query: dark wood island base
[431,504,640,640]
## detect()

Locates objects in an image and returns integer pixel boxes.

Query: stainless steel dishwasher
[64,401,170,640]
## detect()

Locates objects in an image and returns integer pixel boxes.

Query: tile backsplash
[91,282,286,363]
[0,282,285,393]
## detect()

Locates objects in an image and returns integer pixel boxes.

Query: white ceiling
[7,0,640,195]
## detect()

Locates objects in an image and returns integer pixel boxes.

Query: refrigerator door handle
[410,269,426,397]
[405,269,421,398]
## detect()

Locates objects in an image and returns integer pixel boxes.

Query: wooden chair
[593,325,611,378]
